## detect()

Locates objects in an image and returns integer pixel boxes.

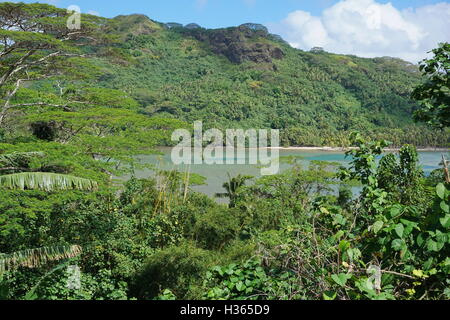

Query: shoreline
[265,146,450,152]
[159,146,449,152]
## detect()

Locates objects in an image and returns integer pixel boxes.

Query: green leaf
[392,239,404,251]
[372,221,384,234]
[355,278,377,295]
[0,172,97,192]
[436,183,446,200]
[323,291,337,300]
[440,201,449,214]
[225,268,235,275]
[339,240,350,252]
[346,248,361,263]
[416,233,425,247]
[212,266,224,276]
[440,214,450,228]
[331,273,351,287]
[426,240,437,252]
[334,230,345,240]
[389,205,402,218]
[235,281,246,292]
[426,239,444,252]
[395,224,405,238]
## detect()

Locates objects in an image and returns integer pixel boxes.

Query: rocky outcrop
[187,25,285,65]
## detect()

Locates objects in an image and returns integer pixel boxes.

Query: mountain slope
[90,15,446,147]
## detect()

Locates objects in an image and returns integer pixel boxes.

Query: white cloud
[269,0,450,63]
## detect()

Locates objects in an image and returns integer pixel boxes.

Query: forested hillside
[92,14,446,147]
[2,10,447,147]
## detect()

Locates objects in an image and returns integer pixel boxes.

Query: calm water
[129,148,448,200]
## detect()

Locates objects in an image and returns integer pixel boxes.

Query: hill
[81,14,446,147]
[7,11,446,147]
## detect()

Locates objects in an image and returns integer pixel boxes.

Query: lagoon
[130,148,448,200]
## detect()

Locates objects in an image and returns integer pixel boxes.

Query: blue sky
[14,0,447,28]
[12,0,450,62]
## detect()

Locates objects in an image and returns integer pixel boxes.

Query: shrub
[131,243,213,299]
[193,207,242,250]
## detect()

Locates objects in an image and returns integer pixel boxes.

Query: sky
[11,0,450,63]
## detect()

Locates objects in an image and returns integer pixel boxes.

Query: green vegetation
[413,42,450,128]
[95,16,448,147]
[0,3,449,301]
[1,134,448,300]
[215,174,253,208]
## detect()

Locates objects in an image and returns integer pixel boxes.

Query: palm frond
[0,245,82,273]
[0,172,98,191]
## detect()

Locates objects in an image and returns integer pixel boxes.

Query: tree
[0,150,92,299]
[0,244,83,300]
[0,2,110,125]
[215,173,253,208]
[412,42,450,128]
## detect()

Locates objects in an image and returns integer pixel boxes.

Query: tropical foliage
[0,172,97,191]
[0,245,82,273]
[215,174,253,208]
[0,2,449,301]
[413,42,450,128]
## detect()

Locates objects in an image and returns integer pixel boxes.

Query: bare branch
[0,49,35,88]
[0,78,23,124]
[0,45,16,58]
